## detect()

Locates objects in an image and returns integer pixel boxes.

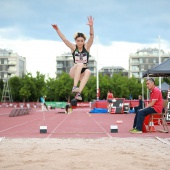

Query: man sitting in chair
[130,78,163,134]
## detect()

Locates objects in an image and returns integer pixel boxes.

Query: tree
[0,79,4,101]
[9,76,22,101]
[84,75,97,101]
[110,73,130,98]
[46,77,58,101]
[19,85,31,102]
[127,76,142,99]
[54,72,73,101]
[31,72,46,101]
[0,79,3,90]
[98,74,110,100]
[163,77,170,86]
[18,73,33,101]
[7,71,161,102]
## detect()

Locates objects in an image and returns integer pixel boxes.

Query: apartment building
[56,52,97,76]
[0,49,26,80]
[99,66,128,77]
[129,48,170,78]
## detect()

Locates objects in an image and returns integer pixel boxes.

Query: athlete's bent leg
[79,69,91,93]
[69,64,84,93]
[71,63,84,87]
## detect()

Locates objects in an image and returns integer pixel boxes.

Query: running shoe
[75,93,82,100]
[129,128,135,132]
[72,86,79,93]
[130,129,142,134]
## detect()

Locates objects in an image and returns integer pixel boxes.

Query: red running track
[0,108,170,139]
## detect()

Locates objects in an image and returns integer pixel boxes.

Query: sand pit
[0,137,170,170]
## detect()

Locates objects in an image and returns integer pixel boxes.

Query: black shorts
[107,99,113,103]
[81,68,88,74]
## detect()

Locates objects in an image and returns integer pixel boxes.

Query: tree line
[0,71,169,102]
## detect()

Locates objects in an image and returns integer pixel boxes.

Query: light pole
[158,36,161,90]
[141,78,144,108]
[96,35,99,100]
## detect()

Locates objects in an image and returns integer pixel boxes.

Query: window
[153,59,156,63]
[4,59,8,64]
[104,69,108,72]
[132,72,139,77]
[139,58,143,64]
[2,65,7,71]
[132,65,139,71]
[148,65,152,69]
[139,72,143,78]
[57,63,63,67]
[4,73,8,78]
[132,59,139,64]
[141,65,144,70]
[8,66,16,71]
[146,58,148,64]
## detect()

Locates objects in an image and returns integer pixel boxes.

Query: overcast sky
[0,0,170,77]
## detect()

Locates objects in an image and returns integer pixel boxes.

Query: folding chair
[148,108,169,133]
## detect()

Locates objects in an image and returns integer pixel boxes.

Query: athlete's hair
[108,90,112,93]
[74,32,86,40]
[146,77,155,84]
[138,95,142,99]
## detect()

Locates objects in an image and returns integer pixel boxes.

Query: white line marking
[0,119,38,133]
[51,132,105,134]
[156,136,170,145]
[0,113,9,116]
[89,115,113,138]
[0,137,5,142]
[46,114,71,138]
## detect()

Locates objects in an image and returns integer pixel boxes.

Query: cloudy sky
[0,0,170,77]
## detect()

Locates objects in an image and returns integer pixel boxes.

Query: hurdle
[9,108,33,117]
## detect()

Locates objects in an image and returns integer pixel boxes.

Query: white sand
[0,137,170,170]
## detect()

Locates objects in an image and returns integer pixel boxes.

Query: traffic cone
[142,123,147,133]
[148,121,156,132]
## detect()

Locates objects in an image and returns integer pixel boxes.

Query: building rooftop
[100,66,124,69]
[136,48,164,54]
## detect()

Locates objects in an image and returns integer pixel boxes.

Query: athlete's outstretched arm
[85,16,94,51]
[52,24,75,51]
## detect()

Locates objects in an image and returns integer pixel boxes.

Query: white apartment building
[0,49,26,80]
[129,48,170,78]
[56,52,97,76]
[99,66,128,77]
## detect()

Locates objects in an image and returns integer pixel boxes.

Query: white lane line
[88,113,112,138]
[0,113,9,116]
[156,136,170,145]
[0,119,38,133]
[46,114,71,138]
[51,132,105,134]
[0,137,5,142]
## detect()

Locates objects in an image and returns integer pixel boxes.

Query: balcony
[57,64,63,68]
[57,70,63,74]
[8,62,16,65]
[8,69,16,73]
